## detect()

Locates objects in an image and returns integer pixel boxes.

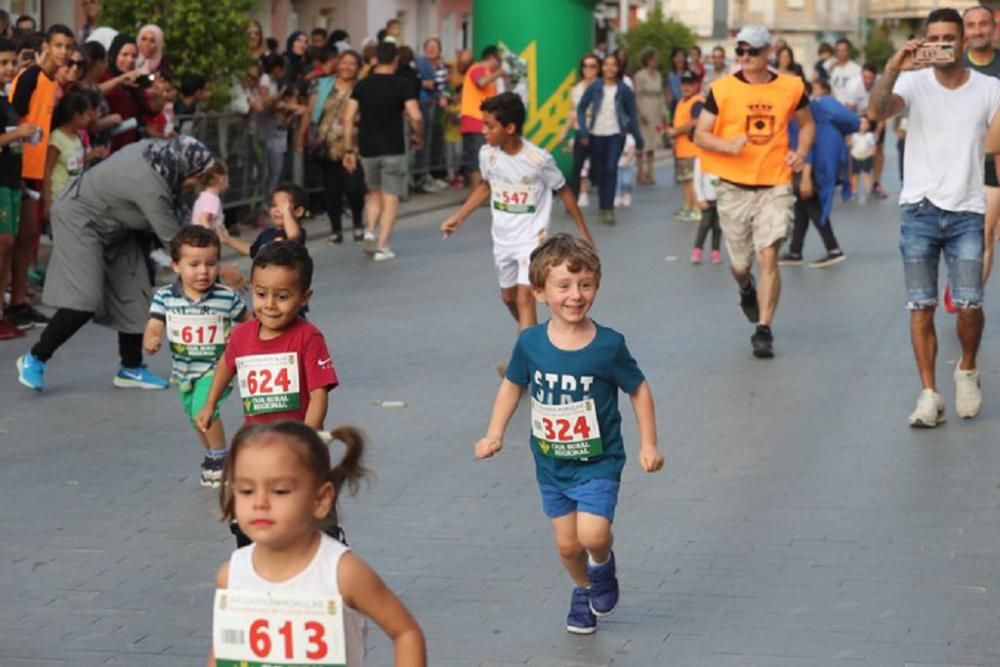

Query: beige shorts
[716,182,794,270]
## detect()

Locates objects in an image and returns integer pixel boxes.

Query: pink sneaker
[710,250,722,264]
[690,248,703,264]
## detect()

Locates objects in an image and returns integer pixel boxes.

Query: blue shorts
[539,478,620,521]
[899,198,984,310]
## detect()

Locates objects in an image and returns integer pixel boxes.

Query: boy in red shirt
[195,241,337,432]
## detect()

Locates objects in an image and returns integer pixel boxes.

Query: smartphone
[136,73,156,89]
[913,42,955,65]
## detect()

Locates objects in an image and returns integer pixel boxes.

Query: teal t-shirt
[505,321,645,490]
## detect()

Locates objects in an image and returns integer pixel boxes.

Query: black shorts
[986,158,999,188]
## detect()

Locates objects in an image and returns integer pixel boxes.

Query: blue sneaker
[113,364,169,390]
[566,587,596,635]
[16,353,46,391]
[587,552,619,617]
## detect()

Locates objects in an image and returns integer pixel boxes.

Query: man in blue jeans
[870,8,1000,426]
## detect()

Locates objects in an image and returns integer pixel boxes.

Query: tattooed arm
[870,38,924,121]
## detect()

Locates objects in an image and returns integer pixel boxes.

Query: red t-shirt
[223,317,338,425]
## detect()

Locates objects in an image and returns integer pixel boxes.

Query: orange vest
[460,64,497,121]
[673,94,704,159]
[698,73,805,186]
[9,66,59,180]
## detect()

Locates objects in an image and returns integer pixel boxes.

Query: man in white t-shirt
[829,39,864,111]
[441,92,595,337]
[870,7,1000,427]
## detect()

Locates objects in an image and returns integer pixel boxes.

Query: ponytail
[324,426,371,527]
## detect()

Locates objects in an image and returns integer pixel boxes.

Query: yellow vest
[699,73,805,186]
[460,64,497,121]
[673,94,704,159]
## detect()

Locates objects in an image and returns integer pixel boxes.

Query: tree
[101,0,255,102]
[863,30,895,70]
[619,6,697,76]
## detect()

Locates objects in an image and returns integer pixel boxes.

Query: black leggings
[694,204,721,251]
[31,308,143,368]
[321,158,365,234]
[788,194,840,255]
[567,136,595,197]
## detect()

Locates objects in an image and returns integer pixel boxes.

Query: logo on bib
[745,102,775,146]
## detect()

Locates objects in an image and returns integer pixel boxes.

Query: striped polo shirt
[149,281,247,390]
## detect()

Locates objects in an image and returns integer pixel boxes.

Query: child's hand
[220,264,247,291]
[474,436,503,459]
[638,444,664,472]
[697,200,709,211]
[441,214,463,239]
[194,407,214,433]
[15,123,39,140]
[143,335,161,355]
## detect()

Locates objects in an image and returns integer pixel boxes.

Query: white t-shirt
[479,138,566,250]
[849,132,877,160]
[829,60,863,107]
[592,85,621,136]
[894,68,1000,212]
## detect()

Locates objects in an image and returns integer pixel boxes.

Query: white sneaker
[613,196,623,207]
[373,248,396,262]
[362,230,377,256]
[954,363,982,419]
[908,388,946,428]
[623,193,632,207]
[578,192,590,208]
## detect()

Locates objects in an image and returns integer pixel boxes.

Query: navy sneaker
[16,352,46,391]
[587,552,619,617]
[113,364,169,390]
[566,587,597,635]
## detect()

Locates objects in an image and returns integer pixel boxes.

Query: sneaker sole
[113,377,169,390]
[16,356,42,391]
[589,600,618,618]
[566,624,597,635]
[909,412,946,428]
[809,255,846,269]
[752,346,774,359]
[199,476,220,488]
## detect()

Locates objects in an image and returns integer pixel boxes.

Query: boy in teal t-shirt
[474,234,664,635]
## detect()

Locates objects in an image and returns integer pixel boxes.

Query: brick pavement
[3,154,1000,665]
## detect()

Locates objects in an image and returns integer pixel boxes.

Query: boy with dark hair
[195,240,337,433]
[219,182,308,259]
[0,36,39,339]
[144,226,249,486]
[6,23,73,330]
[310,27,327,49]
[442,92,594,342]
[473,233,664,635]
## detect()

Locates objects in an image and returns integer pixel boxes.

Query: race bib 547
[492,182,537,214]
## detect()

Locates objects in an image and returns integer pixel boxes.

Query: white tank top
[227,533,367,667]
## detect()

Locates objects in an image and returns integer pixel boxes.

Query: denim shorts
[539,478,620,521]
[899,198,984,310]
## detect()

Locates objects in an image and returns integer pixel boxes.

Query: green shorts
[179,372,232,425]
[0,186,21,236]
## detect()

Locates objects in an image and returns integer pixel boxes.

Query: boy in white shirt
[848,116,877,199]
[441,92,595,334]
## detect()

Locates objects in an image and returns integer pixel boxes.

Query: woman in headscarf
[15,137,219,392]
[283,30,309,87]
[136,24,169,76]
[102,33,159,152]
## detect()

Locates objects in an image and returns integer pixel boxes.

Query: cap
[680,69,699,82]
[735,25,771,49]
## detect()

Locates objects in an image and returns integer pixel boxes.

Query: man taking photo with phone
[870,7,1000,427]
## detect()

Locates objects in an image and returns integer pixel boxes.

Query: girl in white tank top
[208,422,426,667]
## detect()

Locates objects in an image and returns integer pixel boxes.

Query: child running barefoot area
[209,422,426,666]
[474,234,664,634]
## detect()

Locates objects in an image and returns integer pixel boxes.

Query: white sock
[588,553,609,568]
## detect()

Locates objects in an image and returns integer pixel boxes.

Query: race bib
[492,182,537,214]
[236,353,300,416]
[531,398,603,460]
[213,589,346,667]
[166,312,226,358]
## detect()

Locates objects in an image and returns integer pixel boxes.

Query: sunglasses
[735,46,764,57]
[69,59,85,69]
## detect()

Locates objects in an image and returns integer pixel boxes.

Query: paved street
[5,152,1000,666]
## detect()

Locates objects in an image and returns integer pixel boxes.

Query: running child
[208,421,426,667]
[614,133,636,208]
[195,241,336,435]
[848,116,877,200]
[191,161,228,230]
[144,226,250,487]
[690,155,722,264]
[218,182,307,258]
[440,92,594,334]
[474,234,664,635]
[668,70,705,222]
[0,37,40,339]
